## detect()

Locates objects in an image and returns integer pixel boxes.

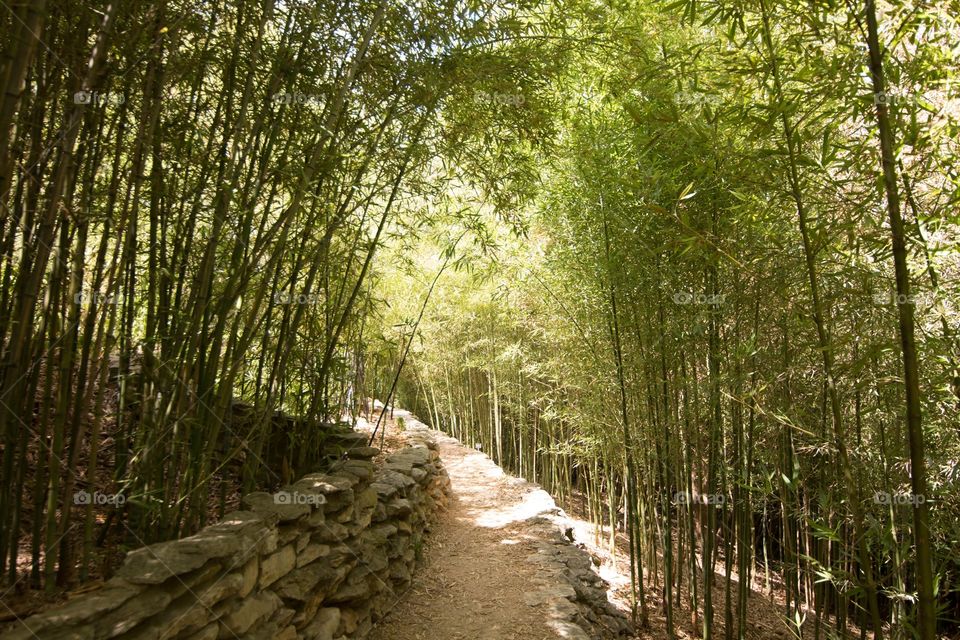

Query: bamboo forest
[0,0,958,638]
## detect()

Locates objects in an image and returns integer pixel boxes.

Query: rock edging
[523,516,635,639]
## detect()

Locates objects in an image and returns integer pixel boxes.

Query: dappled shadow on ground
[559,490,875,640]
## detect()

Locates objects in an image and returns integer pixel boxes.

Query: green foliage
[372,0,960,635]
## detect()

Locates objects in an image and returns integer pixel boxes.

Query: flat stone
[96,589,173,637]
[312,522,350,543]
[546,596,581,621]
[281,476,351,511]
[547,621,591,640]
[371,502,388,523]
[147,573,244,639]
[259,544,296,588]
[219,591,280,637]
[376,470,415,492]
[117,536,241,585]
[327,544,356,567]
[276,524,301,546]
[602,613,634,635]
[350,488,378,531]
[332,504,354,523]
[408,467,428,482]
[383,460,414,476]
[337,608,360,635]
[239,556,259,596]
[297,543,331,567]
[327,432,368,448]
[523,584,577,607]
[370,482,398,500]
[359,541,390,570]
[385,498,413,518]
[327,576,373,604]
[273,559,352,601]
[240,619,291,640]
[387,447,431,467]
[272,606,296,627]
[355,618,373,638]
[345,446,380,460]
[201,511,278,559]
[293,474,354,497]
[363,523,397,547]
[341,460,375,481]
[1,623,95,640]
[193,622,220,640]
[301,608,339,640]
[389,561,411,583]
[329,470,361,486]
[272,561,326,601]
[203,511,277,539]
[275,625,298,640]
[306,507,326,527]
[356,486,378,510]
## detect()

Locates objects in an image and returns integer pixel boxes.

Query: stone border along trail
[367,410,635,640]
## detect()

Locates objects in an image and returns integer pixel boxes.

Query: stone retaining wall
[6,429,450,640]
[523,517,635,639]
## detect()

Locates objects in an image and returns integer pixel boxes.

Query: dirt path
[367,427,567,640]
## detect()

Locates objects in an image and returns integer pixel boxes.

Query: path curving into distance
[366,411,634,640]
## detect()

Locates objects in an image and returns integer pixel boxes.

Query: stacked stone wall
[6,429,450,640]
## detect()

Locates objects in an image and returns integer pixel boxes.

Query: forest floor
[362,410,858,640]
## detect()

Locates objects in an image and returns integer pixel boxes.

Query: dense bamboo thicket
[373,1,960,639]
[1,0,958,637]
[0,0,562,592]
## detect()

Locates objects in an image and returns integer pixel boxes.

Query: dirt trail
[367,429,567,640]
